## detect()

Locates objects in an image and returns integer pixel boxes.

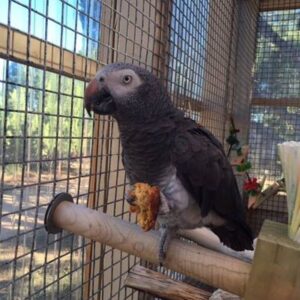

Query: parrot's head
[84,63,174,122]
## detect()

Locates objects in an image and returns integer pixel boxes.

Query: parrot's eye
[99,77,104,83]
[122,75,132,84]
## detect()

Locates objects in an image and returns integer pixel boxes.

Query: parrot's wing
[171,118,253,251]
[171,118,241,217]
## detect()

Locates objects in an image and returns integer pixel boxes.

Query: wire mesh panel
[167,0,235,140]
[167,0,258,144]
[167,0,259,199]
[248,1,300,234]
[0,0,100,299]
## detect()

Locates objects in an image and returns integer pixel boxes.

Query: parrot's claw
[125,188,134,205]
[158,225,174,266]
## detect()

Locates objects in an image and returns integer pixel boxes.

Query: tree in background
[0,61,91,182]
[254,10,300,98]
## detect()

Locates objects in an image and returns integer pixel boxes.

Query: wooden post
[124,265,212,300]
[244,220,300,300]
[45,197,251,296]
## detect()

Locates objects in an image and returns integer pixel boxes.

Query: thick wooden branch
[45,195,251,296]
[125,265,211,300]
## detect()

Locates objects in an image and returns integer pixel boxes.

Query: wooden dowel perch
[44,193,251,297]
[124,265,212,300]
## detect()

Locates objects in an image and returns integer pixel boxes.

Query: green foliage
[236,161,252,173]
[226,134,239,146]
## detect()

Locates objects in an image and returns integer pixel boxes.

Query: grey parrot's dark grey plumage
[85,63,253,255]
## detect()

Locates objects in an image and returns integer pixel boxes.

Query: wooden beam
[124,265,212,300]
[245,220,300,300]
[83,116,102,300]
[83,1,116,297]
[252,97,300,107]
[48,199,251,297]
[260,0,300,12]
[0,25,98,80]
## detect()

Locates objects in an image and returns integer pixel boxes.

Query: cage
[0,0,299,299]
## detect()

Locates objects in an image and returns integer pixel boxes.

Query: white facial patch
[104,69,143,98]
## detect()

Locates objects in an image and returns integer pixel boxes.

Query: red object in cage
[243,177,261,195]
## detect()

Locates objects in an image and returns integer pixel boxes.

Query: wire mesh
[0,0,267,299]
[0,0,100,299]
[247,2,300,235]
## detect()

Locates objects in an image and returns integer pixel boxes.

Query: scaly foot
[158,225,177,266]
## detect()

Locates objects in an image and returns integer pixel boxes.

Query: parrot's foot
[158,226,175,266]
[125,186,134,204]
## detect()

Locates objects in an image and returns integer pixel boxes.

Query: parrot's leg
[157,192,175,265]
[158,191,171,214]
[158,225,173,266]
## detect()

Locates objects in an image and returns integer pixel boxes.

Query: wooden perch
[45,194,300,299]
[125,265,212,300]
[45,194,251,297]
[252,178,285,209]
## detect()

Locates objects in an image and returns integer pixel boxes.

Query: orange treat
[128,183,160,231]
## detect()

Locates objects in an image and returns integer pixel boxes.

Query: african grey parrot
[84,63,253,263]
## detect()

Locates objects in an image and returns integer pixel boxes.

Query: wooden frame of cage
[260,0,300,11]
[0,25,98,80]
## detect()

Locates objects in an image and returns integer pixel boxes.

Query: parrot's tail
[210,219,254,251]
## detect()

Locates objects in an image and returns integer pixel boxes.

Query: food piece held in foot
[128,183,161,231]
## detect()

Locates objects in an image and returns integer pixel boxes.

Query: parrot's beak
[84,78,98,116]
[84,78,116,116]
